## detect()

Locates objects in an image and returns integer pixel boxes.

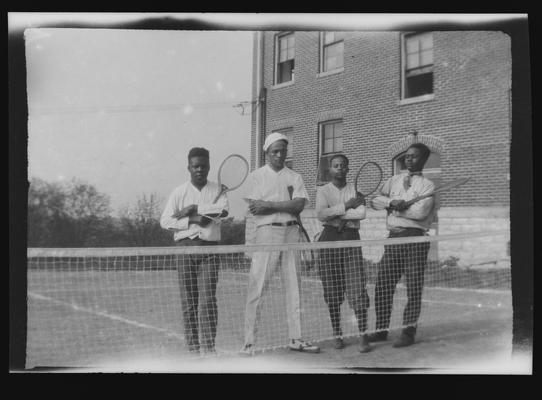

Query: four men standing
[161,140,436,355]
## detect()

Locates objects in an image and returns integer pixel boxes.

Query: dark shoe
[367,331,388,342]
[188,344,200,355]
[202,347,217,356]
[393,328,416,348]
[358,334,372,353]
[333,337,345,349]
[239,344,254,357]
[289,339,320,354]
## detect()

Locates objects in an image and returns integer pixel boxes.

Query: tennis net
[26,230,511,368]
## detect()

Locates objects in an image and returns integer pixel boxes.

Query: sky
[18,12,524,219]
[24,25,253,218]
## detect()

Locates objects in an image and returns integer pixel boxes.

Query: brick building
[248,31,511,262]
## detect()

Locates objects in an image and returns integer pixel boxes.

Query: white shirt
[315,182,366,229]
[372,172,436,231]
[160,180,229,242]
[244,164,309,227]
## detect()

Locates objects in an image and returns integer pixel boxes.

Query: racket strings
[355,163,383,195]
[218,156,249,190]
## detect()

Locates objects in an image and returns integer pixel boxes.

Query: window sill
[271,80,295,90]
[316,67,344,78]
[398,94,434,106]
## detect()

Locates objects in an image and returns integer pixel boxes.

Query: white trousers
[243,225,302,345]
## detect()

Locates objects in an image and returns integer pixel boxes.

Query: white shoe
[288,339,320,353]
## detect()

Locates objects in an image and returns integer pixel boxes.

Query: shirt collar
[189,181,209,192]
[329,181,349,191]
[265,164,288,174]
[406,171,423,177]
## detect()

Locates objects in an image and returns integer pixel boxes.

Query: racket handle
[337,219,347,233]
[212,189,225,204]
[403,192,433,207]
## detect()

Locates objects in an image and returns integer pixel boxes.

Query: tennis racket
[287,185,315,269]
[212,154,249,204]
[401,177,470,208]
[337,161,383,232]
[287,186,311,243]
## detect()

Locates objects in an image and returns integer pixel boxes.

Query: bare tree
[27,177,112,246]
[27,178,67,246]
[119,193,170,246]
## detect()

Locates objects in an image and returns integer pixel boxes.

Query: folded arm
[248,198,306,216]
[316,190,366,222]
[396,183,435,220]
[160,195,192,231]
[340,204,366,220]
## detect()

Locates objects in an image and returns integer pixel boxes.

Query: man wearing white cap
[240,132,320,355]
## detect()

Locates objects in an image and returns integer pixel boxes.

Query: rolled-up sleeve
[160,189,189,231]
[292,174,309,206]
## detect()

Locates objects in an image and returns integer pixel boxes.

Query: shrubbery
[27,177,246,247]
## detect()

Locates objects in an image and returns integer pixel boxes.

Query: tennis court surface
[25,231,513,372]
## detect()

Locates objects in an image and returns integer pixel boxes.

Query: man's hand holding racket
[172,204,198,219]
[388,199,408,211]
[387,177,471,212]
[345,192,366,211]
[337,161,382,232]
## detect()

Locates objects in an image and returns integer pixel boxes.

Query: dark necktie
[403,172,422,190]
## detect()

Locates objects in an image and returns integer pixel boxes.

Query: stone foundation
[244,206,510,266]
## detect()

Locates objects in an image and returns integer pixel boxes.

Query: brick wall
[247,31,511,265]
[252,31,511,208]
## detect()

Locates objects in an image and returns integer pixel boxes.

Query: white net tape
[26,230,511,368]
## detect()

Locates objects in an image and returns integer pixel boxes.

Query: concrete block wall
[244,206,510,266]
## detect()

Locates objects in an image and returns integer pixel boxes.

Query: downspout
[255,31,265,168]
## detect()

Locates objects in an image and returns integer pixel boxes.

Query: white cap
[263,132,289,152]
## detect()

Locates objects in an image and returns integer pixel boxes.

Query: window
[402,32,433,99]
[271,128,294,169]
[275,32,295,85]
[317,120,343,183]
[320,32,344,73]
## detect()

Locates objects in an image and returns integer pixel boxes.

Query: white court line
[29,284,510,310]
[29,269,510,294]
[28,291,185,341]
[420,298,510,309]
[224,271,511,294]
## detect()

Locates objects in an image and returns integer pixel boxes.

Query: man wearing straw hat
[240,132,320,355]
